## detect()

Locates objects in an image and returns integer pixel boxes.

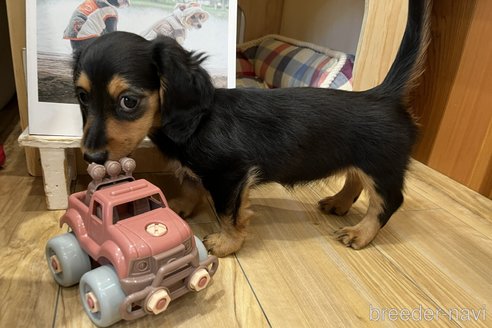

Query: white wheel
[79,265,126,327]
[188,268,211,291]
[45,233,91,287]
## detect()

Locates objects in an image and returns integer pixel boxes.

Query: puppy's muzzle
[83,150,108,164]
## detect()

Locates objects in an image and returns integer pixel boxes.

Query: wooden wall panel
[426,0,492,196]
[413,0,492,198]
[412,0,478,162]
[238,0,284,41]
[279,0,364,55]
[6,0,42,176]
[352,0,407,91]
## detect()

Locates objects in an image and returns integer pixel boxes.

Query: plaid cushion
[236,76,269,89]
[329,54,355,90]
[254,38,342,88]
[236,50,256,78]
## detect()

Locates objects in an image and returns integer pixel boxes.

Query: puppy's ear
[152,36,214,144]
[176,4,187,11]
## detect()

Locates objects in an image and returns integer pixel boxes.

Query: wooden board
[2,120,492,327]
[412,0,492,198]
[352,0,407,91]
[5,0,42,176]
[238,0,284,41]
[0,124,60,327]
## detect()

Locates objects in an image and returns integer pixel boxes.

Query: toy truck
[45,158,218,327]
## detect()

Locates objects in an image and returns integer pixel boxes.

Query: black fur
[74,0,430,252]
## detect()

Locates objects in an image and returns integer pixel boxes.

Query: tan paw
[203,232,244,257]
[334,225,377,250]
[319,194,357,216]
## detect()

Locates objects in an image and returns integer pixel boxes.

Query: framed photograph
[26,0,237,136]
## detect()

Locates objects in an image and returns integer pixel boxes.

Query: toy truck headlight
[131,258,153,276]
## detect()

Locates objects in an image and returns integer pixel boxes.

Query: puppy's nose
[83,150,108,164]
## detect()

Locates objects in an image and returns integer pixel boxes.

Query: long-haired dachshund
[73,0,430,257]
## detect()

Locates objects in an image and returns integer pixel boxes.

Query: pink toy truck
[45,158,218,327]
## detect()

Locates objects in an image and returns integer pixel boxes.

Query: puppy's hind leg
[319,169,363,216]
[334,169,404,249]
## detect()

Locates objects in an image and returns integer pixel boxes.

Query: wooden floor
[1,116,491,327]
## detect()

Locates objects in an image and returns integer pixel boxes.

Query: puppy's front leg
[204,183,254,257]
[168,174,206,218]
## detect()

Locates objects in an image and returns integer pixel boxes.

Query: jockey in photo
[63,0,130,51]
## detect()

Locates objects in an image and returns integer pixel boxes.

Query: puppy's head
[186,12,209,29]
[73,31,213,164]
[178,3,209,29]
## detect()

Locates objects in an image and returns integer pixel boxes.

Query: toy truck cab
[46,158,218,327]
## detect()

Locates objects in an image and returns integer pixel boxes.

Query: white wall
[279,0,365,54]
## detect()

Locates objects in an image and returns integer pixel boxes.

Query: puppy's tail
[377,0,431,101]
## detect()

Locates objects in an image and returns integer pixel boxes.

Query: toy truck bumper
[119,247,218,321]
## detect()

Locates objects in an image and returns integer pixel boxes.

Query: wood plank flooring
[1,121,491,327]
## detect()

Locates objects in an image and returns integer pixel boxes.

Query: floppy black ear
[152,36,214,144]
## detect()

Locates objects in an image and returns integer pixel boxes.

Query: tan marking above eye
[76,72,91,92]
[105,91,160,160]
[108,75,130,99]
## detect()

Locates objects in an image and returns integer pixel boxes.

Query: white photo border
[26,0,237,136]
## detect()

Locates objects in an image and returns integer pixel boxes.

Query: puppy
[141,2,209,44]
[73,0,430,257]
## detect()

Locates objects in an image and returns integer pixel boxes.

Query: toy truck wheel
[79,265,126,327]
[188,268,211,292]
[45,233,91,287]
[194,235,208,262]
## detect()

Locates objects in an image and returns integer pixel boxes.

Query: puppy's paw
[334,226,373,250]
[203,232,244,257]
[319,195,356,216]
[168,198,195,218]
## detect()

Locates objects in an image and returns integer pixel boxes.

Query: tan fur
[332,168,383,249]
[81,116,103,155]
[319,169,363,216]
[82,116,93,135]
[106,91,160,160]
[160,159,206,218]
[403,0,432,105]
[204,170,258,257]
[168,176,206,218]
[154,79,167,127]
[107,75,130,99]
[75,72,91,92]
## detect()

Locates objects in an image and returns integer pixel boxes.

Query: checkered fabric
[329,54,355,90]
[236,50,256,78]
[236,35,353,90]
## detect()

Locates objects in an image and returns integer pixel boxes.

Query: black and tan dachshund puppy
[73,0,430,257]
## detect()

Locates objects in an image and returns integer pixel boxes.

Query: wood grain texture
[352,0,407,91]
[238,0,284,41]
[412,0,477,163]
[5,0,42,176]
[412,0,492,198]
[425,0,492,197]
[2,118,492,326]
[0,124,60,327]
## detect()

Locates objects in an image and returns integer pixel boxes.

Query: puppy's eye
[78,90,89,106]
[119,95,139,112]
